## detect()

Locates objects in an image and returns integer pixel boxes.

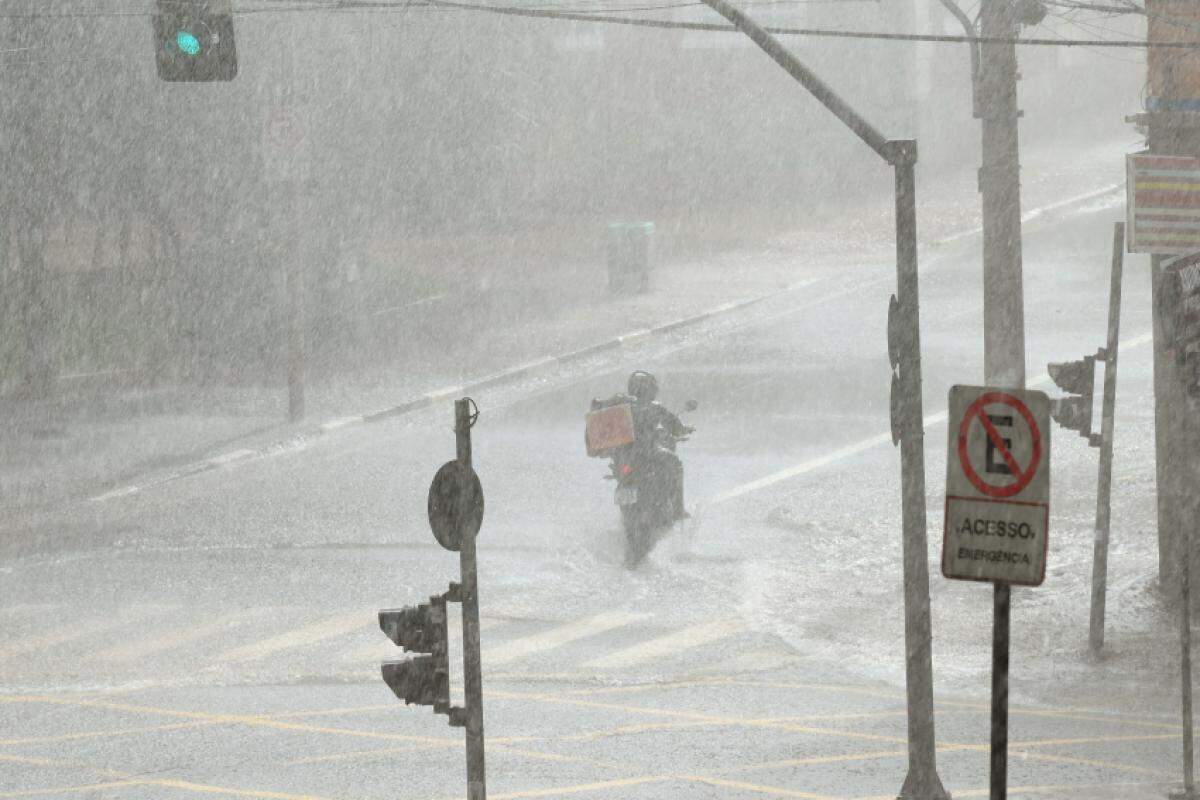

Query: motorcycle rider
[625,371,692,520]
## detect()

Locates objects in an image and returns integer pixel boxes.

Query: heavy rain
[0,1,1193,799]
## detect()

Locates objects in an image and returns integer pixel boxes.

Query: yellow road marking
[855,779,1172,800]
[485,774,671,799]
[118,777,341,799]
[97,608,266,662]
[0,605,173,661]
[0,694,451,745]
[583,618,742,668]
[487,688,908,745]
[684,775,844,799]
[213,610,372,664]
[483,611,644,666]
[719,749,909,774]
[0,719,214,746]
[0,781,143,798]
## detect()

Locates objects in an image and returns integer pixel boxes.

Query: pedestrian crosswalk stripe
[212,610,372,664]
[96,609,266,663]
[484,611,644,666]
[582,618,743,669]
[0,605,175,662]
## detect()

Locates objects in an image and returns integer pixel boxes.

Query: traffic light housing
[1048,355,1096,443]
[152,0,237,82]
[379,594,450,714]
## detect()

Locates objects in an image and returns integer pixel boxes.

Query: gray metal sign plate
[943,385,1051,586]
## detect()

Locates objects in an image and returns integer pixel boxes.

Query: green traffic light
[176,30,201,56]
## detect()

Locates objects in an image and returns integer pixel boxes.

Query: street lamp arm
[937,0,982,115]
[698,0,892,163]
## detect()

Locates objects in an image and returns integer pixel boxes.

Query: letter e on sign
[942,385,1051,586]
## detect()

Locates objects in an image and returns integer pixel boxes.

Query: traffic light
[152,0,238,82]
[1047,355,1096,443]
[379,593,450,715]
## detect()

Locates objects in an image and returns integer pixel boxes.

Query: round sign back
[427,460,484,551]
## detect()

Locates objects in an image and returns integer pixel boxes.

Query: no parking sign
[943,386,1051,586]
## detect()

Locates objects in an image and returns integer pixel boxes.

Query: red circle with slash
[957,392,1042,499]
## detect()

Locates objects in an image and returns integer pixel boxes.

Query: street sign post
[944,384,1050,800]
[943,386,1051,587]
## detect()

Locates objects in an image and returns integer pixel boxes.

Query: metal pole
[1177,527,1197,800]
[692,5,947,796]
[455,399,487,800]
[1089,222,1124,654]
[990,582,1010,800]
[978,0,1027,389]
[894,153,951,800]
[286,230,306,423]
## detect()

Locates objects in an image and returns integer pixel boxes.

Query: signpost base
[898,770,951,800]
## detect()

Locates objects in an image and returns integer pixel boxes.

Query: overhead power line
[357,0,1198,49]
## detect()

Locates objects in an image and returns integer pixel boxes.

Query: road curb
[88,288,787,502]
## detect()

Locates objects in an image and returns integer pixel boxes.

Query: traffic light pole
[1089,222,1124,654]
[455,398,487,800]
[695,2,946,796]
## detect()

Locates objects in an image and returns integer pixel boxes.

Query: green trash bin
[606,221,654,294]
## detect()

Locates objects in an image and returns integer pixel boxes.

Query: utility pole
[978,0,1027,390]
[975,1,1043,797]
[695,3,947,796]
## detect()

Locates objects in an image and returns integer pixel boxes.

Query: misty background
[0,0,1141,396]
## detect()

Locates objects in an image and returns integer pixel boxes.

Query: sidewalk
[0,137,1130,516]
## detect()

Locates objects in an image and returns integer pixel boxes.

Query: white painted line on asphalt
[209,448,256,466]
[319,417,361,433]
[426,385,465,403]
[617,329,652,346]
[483,611,645,666]
[0,606,175,662]
[90,485,141,502]
[582,618,744,669]
[514,356,558,373]
[708,330,1154,508]
[212,609,372,664]
[96,609,265,663]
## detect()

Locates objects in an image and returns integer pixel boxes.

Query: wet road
[0,198,1184,799]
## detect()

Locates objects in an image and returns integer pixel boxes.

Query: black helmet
[627,370,658,402]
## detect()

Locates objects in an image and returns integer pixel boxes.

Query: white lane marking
[617,329,652,346]
[0,606,175,662]
[210,449,256,466]
[319,417,361,433]
[583,618,744,669]
[707,330,1153,507]
[91,485,141,502]
[212,609,372,664]
[483,611,644,666]
[96,609,265,663]
[426,385,465,403]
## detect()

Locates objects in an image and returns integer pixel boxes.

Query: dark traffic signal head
[381,656,450,711]
[379,595,447,654]
[1048,355,1095,440]
[379,593,452,715]
[153,0,237,82]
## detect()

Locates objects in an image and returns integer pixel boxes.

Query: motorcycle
[586,398,696,567]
